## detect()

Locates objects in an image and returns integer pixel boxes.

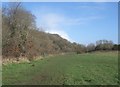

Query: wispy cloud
[30,3,104,42]
[66,16,102,25]
[39,13,72,41]
[78,5,106,10]
[37,12,102,42]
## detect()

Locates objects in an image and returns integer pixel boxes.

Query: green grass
[3,51,118,85]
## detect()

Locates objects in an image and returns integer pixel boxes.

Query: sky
[1,0,119,2]
[2,2,118,45]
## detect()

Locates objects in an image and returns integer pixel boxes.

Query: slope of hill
[2,26,84,60]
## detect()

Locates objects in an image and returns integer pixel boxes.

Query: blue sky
[3,2,118,45]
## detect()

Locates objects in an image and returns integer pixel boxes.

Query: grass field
[3,51,118,85]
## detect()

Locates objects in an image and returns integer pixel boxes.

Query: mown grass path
[3,52,118,85]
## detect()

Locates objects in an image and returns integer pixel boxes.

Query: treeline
[86,40,119,52]
[2,3,119,61]
[72,40,119,54]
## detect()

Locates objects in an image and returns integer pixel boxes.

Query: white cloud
[46,30,71,41]
[78,5,106,10]
[34,7,100,42]
[37,12,102,42]
[65,16,102,25]
[41,13,64,30]
[39,13,73,41]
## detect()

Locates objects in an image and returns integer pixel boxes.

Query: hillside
[2,2,119,61]
[25,29,79,56]
[2,3,83,60]
[2,25,83,60]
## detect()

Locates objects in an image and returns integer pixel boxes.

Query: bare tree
[2,2,36,59]
[87,43,95,52]
[95,40,114,51]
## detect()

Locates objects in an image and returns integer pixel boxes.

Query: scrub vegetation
[2,2,119,85]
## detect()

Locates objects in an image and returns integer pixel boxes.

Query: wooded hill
[2,3,119,61]
[2,2,86,60]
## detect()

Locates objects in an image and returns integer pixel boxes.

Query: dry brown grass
[2,56,44,65]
